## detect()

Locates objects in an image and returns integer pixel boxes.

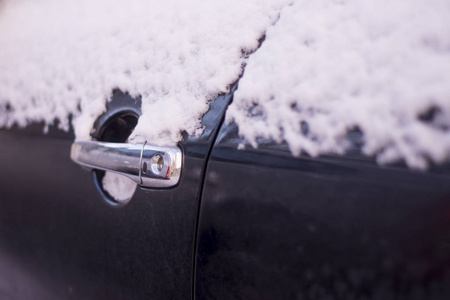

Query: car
[1,83,450,299]
[1,1,450,299]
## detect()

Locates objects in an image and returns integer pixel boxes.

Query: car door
[0,88,233,299]
[195,120,450,299]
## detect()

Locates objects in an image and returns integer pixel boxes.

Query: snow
[227,0,450,169]
[0,0,290,144]
[1,0,449,171]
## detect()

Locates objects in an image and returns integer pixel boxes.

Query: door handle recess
[71,141,182,188]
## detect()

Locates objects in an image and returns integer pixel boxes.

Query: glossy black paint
[0,90,232,299]
[195,122,450,299]
[2,84,450,300]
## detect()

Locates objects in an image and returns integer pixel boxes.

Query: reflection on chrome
[70,141,182,188]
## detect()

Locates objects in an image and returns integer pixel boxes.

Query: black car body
[1,83,450,300]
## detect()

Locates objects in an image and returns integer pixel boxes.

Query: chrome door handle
[70,141,182,188]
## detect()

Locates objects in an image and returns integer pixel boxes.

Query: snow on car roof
[0,0,449,169]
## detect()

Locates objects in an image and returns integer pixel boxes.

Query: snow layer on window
[0,0,290,144]
[227,0,450,169]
